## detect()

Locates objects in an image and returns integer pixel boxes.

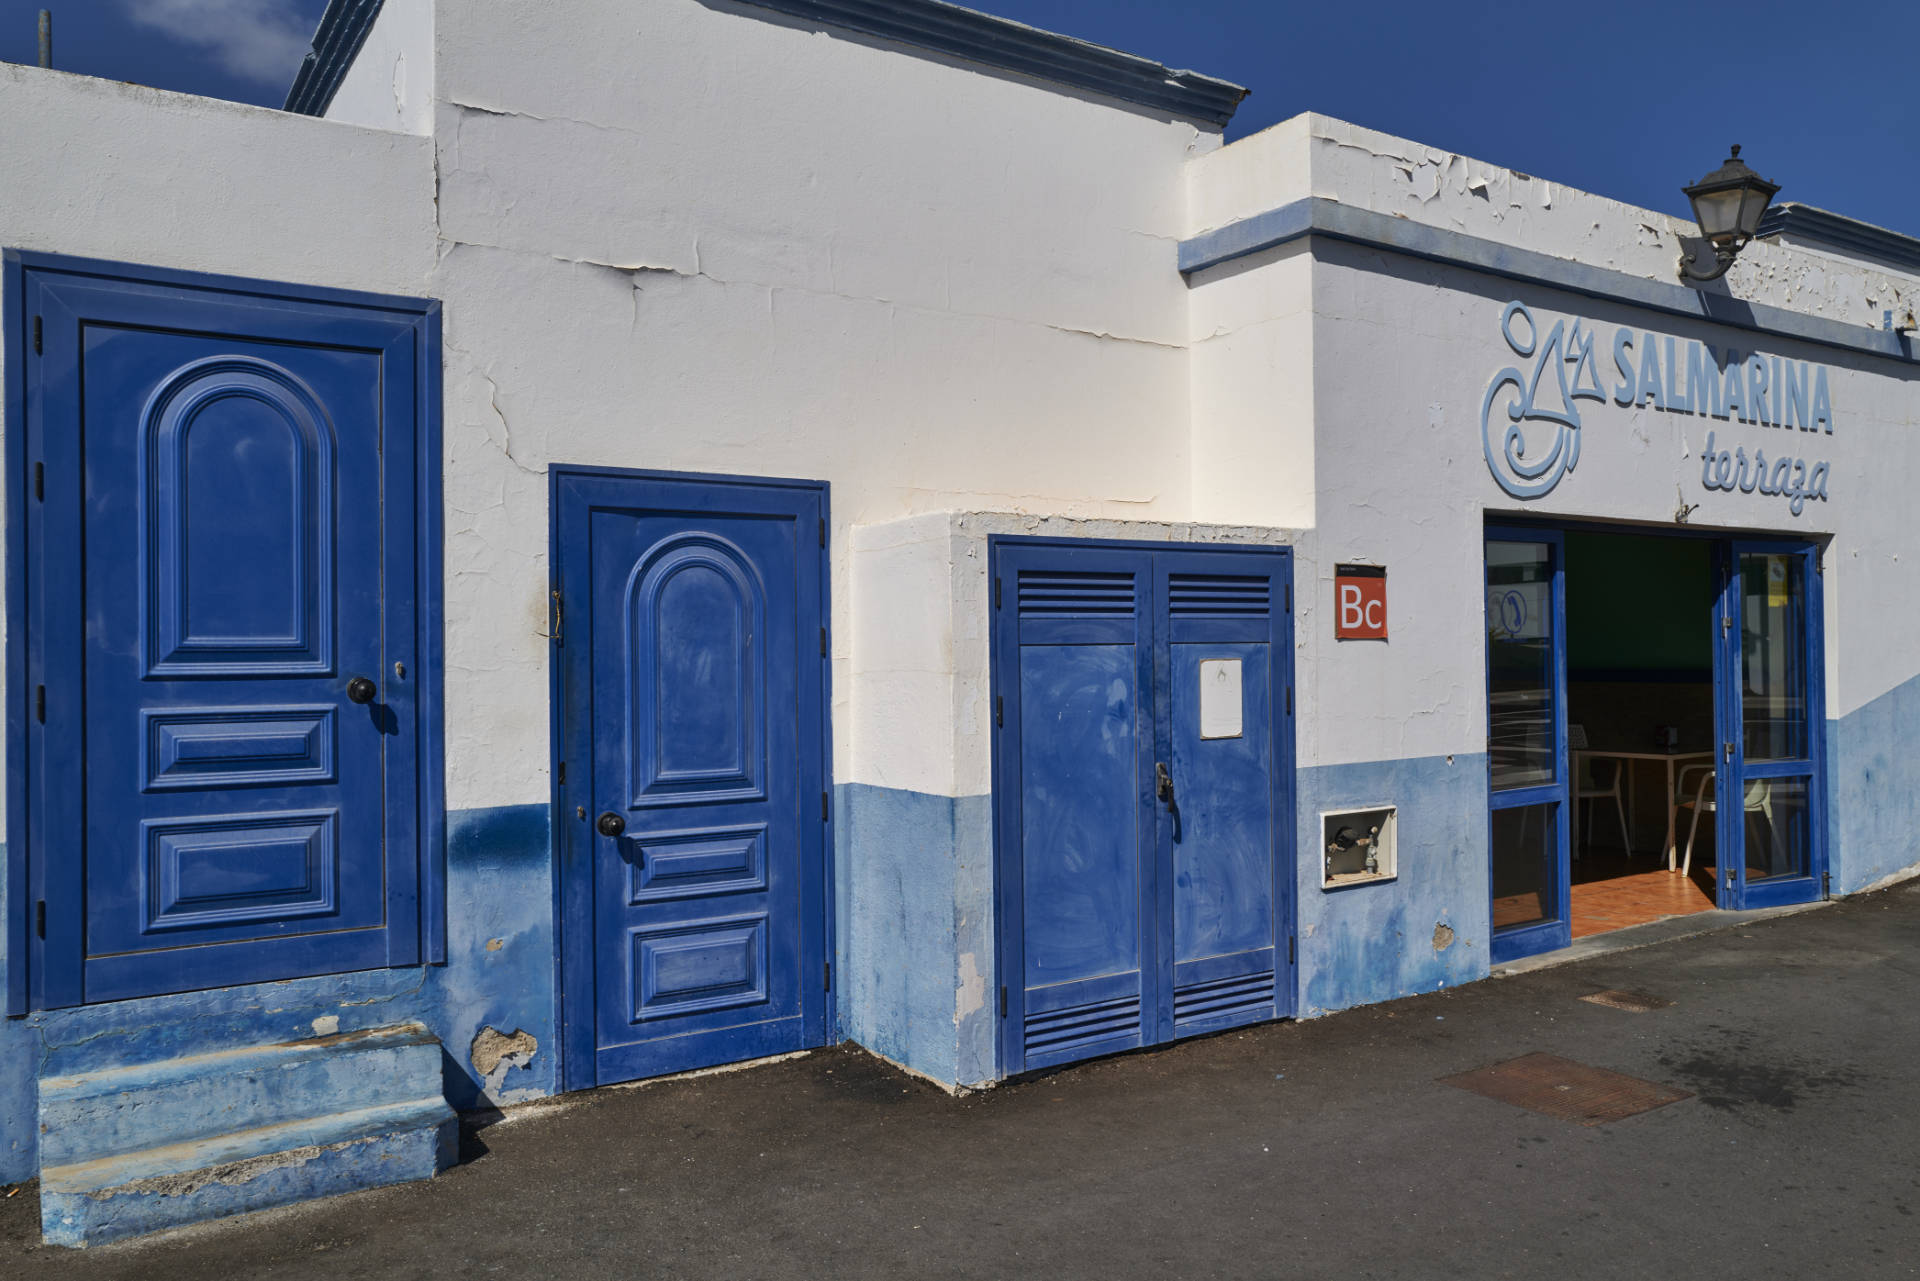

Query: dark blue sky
[6,0,1917,234]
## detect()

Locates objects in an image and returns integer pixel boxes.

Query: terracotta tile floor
[1490,851,1721,938]
[1569,851,1716,939]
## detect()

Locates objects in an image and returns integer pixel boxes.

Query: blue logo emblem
[1481,301,1608,499]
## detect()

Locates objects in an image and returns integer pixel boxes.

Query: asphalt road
[6,881,1918,1279]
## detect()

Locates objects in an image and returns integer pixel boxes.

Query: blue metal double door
[553,470,831,1089]
[995,540,1295,1074]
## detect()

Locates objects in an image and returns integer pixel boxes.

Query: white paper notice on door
[1199,658,1243,739]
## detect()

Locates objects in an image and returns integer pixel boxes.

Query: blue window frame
[1485,525,1570,963]
[1716,539,1827,910]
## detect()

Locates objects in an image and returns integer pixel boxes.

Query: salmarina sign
[1481,300,1833,513]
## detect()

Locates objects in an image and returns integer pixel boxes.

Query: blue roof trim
[1180,198,1919,366]
[284,0,386,116]
[1757,202,1920,276]
[729,0,1248,126]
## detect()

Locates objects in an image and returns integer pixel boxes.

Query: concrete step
[38,1022,444,1169]
[36,1022,456,1247]
[40,1097,457,1247]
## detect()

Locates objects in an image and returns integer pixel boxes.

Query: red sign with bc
[1335,565,1387,640]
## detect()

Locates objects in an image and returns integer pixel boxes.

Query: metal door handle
[596,811,627,838]
[1155,761,1175,806]
[346,676,377,705]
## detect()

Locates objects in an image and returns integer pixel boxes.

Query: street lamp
[1677,145,1780,282]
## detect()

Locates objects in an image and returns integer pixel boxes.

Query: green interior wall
[1565,532,1714,673]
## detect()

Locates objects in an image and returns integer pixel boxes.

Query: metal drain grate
[1440,1052,1691,1125]
[1579,989,1675,1013]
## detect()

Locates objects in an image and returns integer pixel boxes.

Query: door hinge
[1286,686,1293,716]
[34,685,44,723]
[1288,935,1295,966]
[994,576,1002,610]
[995,694,1003,728]
[1723,741,1734,762]
[548,589,563,645]
[1721,614,1732,637]
[824,961,832,991]
[820,626,828,657]
[999,985,1008,1018]
[1822,870,1831,899]
[33,462,43,502]
[557,760,566,785]
[33,316,42,355]
[36,901,46,939]
[1285,583,1292,613]
[819,518,827,548]
[821,791,830,822]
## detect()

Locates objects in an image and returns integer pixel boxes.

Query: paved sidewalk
[7,881,1918,1279]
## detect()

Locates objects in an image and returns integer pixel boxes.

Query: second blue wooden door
[994,541,1294,1074]
[554,471,829,1089]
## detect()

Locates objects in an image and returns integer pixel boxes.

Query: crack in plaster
[431,213,1180,350]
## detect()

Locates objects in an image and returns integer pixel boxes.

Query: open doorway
[1485,523,1825,964]
[1563,532,1717,938]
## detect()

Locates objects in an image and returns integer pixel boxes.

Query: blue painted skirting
[835,782,995,1088]
[1834,673,1920,892]
[1296,755,1491,1016]
[0,803,555,1184]
[0,708,1910,1185]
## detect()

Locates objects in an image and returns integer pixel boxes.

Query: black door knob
[596,812,627,838]
[346,676,377,705]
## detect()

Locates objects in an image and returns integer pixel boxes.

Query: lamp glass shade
[1689,187,1747,243]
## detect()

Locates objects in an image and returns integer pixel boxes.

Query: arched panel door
[556,470,830,1089]
[15,257,433,1009]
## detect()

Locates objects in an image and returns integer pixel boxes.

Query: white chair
[1572,752,1632,861]
[1674,767,1775,878]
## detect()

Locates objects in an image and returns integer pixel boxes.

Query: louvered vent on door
[1023,996,1142,1054]
[1017,570,1135,616]
[1173,970,1275,1025]
[1168,573,1269,617]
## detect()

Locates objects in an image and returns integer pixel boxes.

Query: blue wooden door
[553,470,829,1089]
[13,257,434,1008]
[993,540,1293,1074]
[1715,540,1826,910]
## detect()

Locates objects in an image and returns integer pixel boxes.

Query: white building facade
[1,0,1914,1244]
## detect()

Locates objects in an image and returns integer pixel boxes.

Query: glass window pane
[1491,803,1559,931]
[1487,541,1555,790]
[1741,553,1807,762]
[1745,777,1810,882]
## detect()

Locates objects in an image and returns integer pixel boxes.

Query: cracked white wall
[1300,112,1920,333]
[425,0,1218,808]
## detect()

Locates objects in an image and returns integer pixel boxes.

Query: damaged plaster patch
[470,1027,538,1093]
[310,1015,340,1037]
[89,1137,375,1200]
[956,952,987,1023]
[1433,923,1456,952]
